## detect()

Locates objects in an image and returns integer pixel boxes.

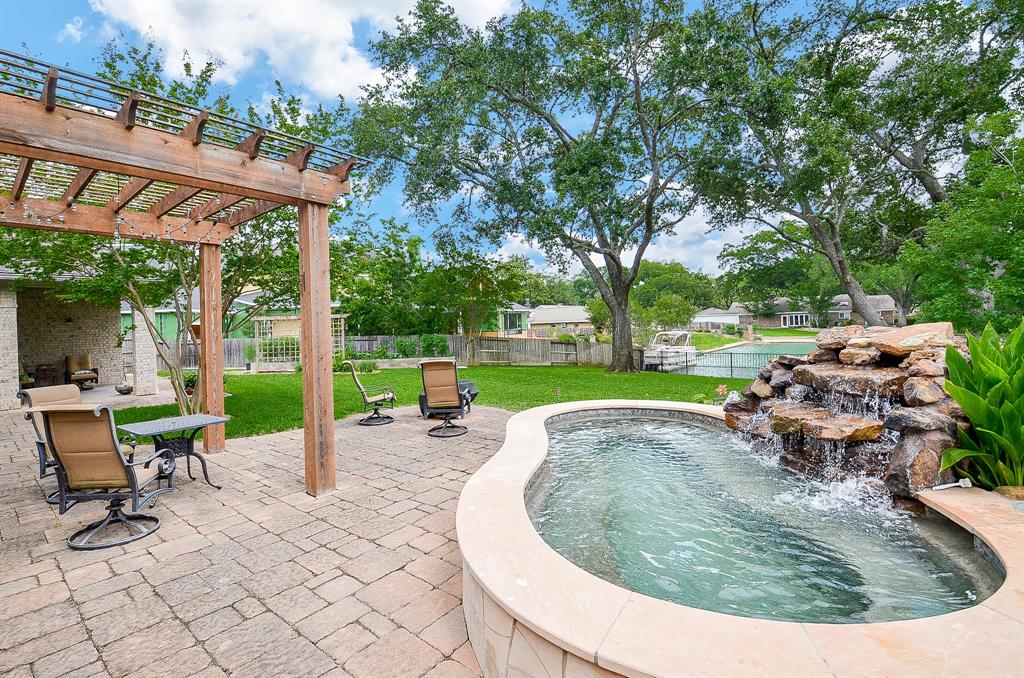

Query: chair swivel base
[67,499,160,550]
[358,407,394,426]
[427,417,468,438]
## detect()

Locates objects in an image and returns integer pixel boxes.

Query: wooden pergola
[0,49,368,496]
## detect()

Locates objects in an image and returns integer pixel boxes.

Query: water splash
[773,475,898,518]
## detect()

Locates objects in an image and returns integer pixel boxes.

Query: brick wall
[16,287,122,386]
[0,285,20,409]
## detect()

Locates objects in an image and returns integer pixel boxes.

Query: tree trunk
[845,277,885,327]
[608,300,637,372]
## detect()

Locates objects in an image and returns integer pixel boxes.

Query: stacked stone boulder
[725,322,970,499]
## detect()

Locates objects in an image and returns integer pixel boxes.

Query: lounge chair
[31,404,175,550]
[420,359,470,438]
[17,384,84,505]
[65,354,99,390]
[342,360,397,425]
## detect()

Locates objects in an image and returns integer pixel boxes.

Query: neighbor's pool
[718,341,818,355]
[527,415,1002,624]
[661,341,817,378]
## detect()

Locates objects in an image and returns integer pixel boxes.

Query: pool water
[718,341,818,355]
[527,416,1002,624]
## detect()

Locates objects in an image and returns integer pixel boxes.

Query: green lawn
[116,366,750,439]
[758,327,820,337]
[691,332,743,350]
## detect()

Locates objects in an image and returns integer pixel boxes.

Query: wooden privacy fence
[156,334,621,369]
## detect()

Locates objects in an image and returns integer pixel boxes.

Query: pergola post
[298,201,336,496]
[199,243,226,452]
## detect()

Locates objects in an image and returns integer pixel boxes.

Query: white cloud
[88,0,512,100]
[57,16,86,43]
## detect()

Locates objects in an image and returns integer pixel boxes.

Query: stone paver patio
[0,402,510,677]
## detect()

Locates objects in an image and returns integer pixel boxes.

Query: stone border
[456,399,1023,677]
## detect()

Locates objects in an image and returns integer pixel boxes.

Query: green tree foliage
[358,0,704,370]
[941,320,1024,489]
[904,114,1024,332]
[332,220,527,335]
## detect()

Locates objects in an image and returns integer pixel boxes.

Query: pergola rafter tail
[0,49,360,496]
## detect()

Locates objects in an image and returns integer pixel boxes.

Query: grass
[691,332,744,350]
[758,327,820,337]
[116,366,750,440]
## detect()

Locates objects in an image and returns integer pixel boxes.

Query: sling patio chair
[65,354,100,390]
[31,403,176,550]
[342,360,397,425]
[420,359,471,438]
[18,384,86,505]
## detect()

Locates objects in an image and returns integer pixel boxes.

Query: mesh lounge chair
[342,360,397,425]
[18,384,85,505]
[32,404,175,550]
[420,359,470,438]
[65,354,99,390]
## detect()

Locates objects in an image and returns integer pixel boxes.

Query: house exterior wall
[0,285,20,409]
[17,287,122,386]
[529,321,595,337]
[132,307,159,395]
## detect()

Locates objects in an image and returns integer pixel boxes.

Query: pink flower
[716,384,728,396]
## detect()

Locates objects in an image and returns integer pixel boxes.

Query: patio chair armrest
[132,448,176,475]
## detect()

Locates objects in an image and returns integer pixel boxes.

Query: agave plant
[941,319,1024,490]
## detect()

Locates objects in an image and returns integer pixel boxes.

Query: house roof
[528,304,591,325]
[503,303,531,313]
[693,307,732,317]
[729,294,897,315]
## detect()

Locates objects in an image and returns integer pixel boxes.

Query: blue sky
[1,0,744,276]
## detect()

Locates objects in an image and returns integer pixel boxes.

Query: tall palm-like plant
[941,320,1024,490]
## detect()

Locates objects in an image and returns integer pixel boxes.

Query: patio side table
[118,414,229,490]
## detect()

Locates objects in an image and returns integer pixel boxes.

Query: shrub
[182,370,199,389]
[370,344,395,359]
[420,334,448,357]
[941,319,1024,490]
[332,352,348,373]
[244,343,256,363]
[724,324,737,336]
[394,338,419,358]
[557,333,577,343]
[355,360,378,373]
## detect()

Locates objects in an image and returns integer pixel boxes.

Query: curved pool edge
[455,399,1024,678]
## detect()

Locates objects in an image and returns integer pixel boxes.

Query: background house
[490,303,531,336]
[690,307,742,331]
[727,294,897,328]
[527,304,595,337]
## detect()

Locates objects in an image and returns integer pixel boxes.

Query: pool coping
[456,399,1024,677]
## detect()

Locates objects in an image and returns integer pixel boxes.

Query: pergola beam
[187,193,245,222]
[11,158,33,201]
[60,168,98,205]
[150,186,203,218]
[107,177,153,211]
[0,92,347,205]
[223,200,285,227]
[0,196,233,244]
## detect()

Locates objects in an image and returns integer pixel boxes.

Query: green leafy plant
[419,334,448,357]
[557,333,577,344]
[182,370,199,390]
[355,360,378,373]
[941,320,1024,490]
[394,338,419,358]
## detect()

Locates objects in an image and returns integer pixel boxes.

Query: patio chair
[65,354,99,390]
[342,360,397,425]
[17,384,84,505]
[31,404,175,550]
[420,359,470,438]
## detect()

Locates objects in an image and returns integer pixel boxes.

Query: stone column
[0,286,21,410]
[132,307,159,396]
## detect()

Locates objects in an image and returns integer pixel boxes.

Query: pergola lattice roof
[0,48,367,244]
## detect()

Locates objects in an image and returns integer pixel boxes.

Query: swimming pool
[657,341,817,379]
[527,415,1001,624]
